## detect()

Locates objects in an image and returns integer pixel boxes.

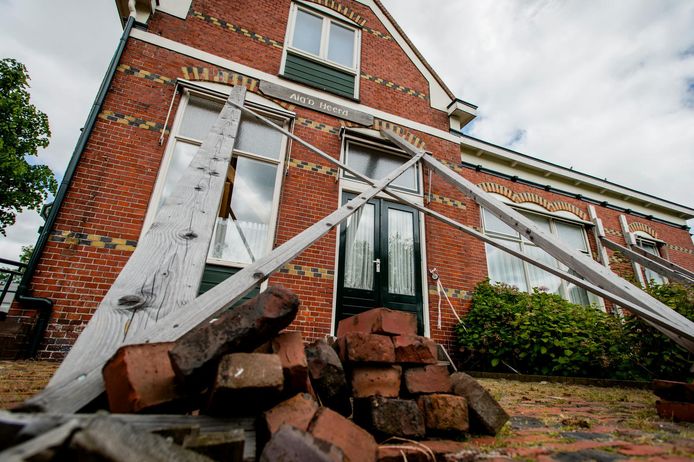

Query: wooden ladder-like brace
[25,87,694,414]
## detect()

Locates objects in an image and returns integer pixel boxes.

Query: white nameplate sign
[260,81,374,126]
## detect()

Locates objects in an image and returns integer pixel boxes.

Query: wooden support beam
[629,244,694,281]
[48,86,247,390]
[600,237,694,285]
[23,150,424,413]
[588,205,610,268]
[380,128,694,352]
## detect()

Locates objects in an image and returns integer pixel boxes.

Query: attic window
[282,4,361,99]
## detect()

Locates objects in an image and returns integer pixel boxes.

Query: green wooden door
[336,193,423,333]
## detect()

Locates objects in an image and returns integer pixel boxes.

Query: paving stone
[404,365,452,394]
[553,449,626,462]
[450,372,508,435]
[354,396,425,439]
[309,407,377,462]
[207,353,283,415]
[169,286,299,388]
[560,431,611,441]
[420,440,472,460]
[260,425,344,462]
[263,393,319,434]
[305,339,351,416]
[652,380,694,403]
[417,394,469,434]
[336,308,417,337]
[103,342,186,414]
[392,335,438,364]
[272,332,309,395]
[508,416,546,429]
[617,444,670,457]
[656,400,694,422]
[337,333,396,364]
[351,366,402,398]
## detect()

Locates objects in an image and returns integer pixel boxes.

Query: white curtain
[344,204,375,290]
[210,218,268,264]
[485,241,527,291]
[388,209,415,296]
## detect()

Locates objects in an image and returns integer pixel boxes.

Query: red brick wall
[5,0,693,362]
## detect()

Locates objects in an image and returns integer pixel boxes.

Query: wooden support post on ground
[380,129,694,353]
[23,148,424,414]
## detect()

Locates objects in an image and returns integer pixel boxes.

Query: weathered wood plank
[48,87,247,389]
[0,419,81,462]
[381,128,694,352]
[619,215,647,286]
[588,205,610,268]
[23,151,423,413]
[600,237,694,285]
[628,244,694,281]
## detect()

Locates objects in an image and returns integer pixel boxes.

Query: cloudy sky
[1,0,693,260]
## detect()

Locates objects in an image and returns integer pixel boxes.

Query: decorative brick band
[628,222,659,239]
[180,66,259,91]
[477,182,588,221]
[49,230,137,252]
[279,264,335,279]
[296,116,341,135]
[427,286,470,300]
[116,64,174,85]
[363,26,392,41]
[98,111,166,132]
[289,158,338,177]
[430,194,466,210]
[604,227,622,237]
[192,11,284,49]
[361,72,427,100]
[667,244,694,255]
[304,0,367,26]
[373,119,425,149]
[609,251,630,265]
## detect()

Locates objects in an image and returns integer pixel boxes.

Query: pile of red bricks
[653,379,694,423]
[97,287,508,460]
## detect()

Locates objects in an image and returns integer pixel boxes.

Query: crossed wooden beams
[24,86,694,414]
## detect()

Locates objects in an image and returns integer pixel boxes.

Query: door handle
[373,258,381,273]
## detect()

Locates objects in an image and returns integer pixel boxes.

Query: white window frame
[281,2,362,97]
[634,233,668,286]
[142,87,292,269]
[481,207,602,307]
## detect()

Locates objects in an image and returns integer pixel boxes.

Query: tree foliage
[0,58,56,235]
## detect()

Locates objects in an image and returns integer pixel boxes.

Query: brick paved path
[1,362,692,460]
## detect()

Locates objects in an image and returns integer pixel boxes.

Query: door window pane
[344,203,375,290]
[347,143,418,191]
[328,22,355,67]
[486,240,527,291]
[159,141,199,209]
[179,97,224,140]
[235,114,284,160]
[388,209,415,296]
[209,157,278,264]
[292,9,322,55]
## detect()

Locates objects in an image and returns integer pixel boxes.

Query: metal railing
[0,258,26,317]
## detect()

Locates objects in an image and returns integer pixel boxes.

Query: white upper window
[288,5,360,71]
[636,236,667,286]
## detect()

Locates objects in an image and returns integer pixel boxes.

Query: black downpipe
[15,17,136,358]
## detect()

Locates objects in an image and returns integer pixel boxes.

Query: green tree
[0,58,56,235]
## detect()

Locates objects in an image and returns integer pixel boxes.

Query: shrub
[456,280,693,381]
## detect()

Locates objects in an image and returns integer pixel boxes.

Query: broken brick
[418,394,469,434]
[653,380,694,403]
[207,353,283,415]
[263,393,319,435]
[310,407,377,462]
[169,286,299,388]
[272,332,309,395]
[403,365,452,395]
[392,335,438,364]
[305,339,351,416]
[102,342,186,414]
[351,366,402,398]
[336,308,417,337]
[182,429,245,461]
[337,333,396,363]
[354,396,425,439]
[655,400,694,423]
[260,425,344,462]
[450,372,509,435]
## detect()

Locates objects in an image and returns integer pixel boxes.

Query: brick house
[3,0,693,361]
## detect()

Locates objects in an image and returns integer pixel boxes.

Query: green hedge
[456,280,694,381]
